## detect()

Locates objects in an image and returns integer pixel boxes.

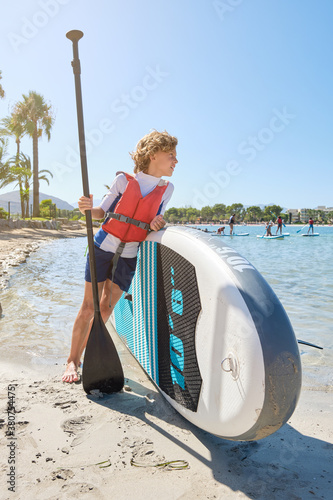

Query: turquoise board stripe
[113,242,158,384]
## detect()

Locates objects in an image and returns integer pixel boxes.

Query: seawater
[0,227,332,389]
[192,224,333,389]
[0,238,87,365]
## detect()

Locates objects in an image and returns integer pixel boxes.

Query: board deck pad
[156,244,202,412]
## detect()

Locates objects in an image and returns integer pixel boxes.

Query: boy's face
[149,149,178,177]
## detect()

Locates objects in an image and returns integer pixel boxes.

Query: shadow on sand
[87,376,332,500]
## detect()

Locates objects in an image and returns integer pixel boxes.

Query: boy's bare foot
[62,361,79,383]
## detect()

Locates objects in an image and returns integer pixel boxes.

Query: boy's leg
[62,280,106,383]
[99,279,124,322]
[62,280,124,383]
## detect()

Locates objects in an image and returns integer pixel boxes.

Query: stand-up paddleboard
[301,233,319,237]
[112,226,301,441]
[257,235,284,239]
[212,233,249,237]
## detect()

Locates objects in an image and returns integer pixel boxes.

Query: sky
[0,0,332,211]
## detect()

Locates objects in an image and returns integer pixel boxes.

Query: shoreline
[0,323,332,499]
[0,225,86,291]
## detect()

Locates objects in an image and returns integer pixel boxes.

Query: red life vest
[102,172,168,243]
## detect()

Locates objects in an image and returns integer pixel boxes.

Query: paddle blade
[82,314,124,394]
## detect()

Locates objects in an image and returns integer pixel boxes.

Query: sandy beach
[0,226,332,500]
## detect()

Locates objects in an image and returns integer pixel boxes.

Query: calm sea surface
[0,225,332,389]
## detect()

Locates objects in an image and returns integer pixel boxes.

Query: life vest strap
[105,212,150,231]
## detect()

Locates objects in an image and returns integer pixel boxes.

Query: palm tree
[13,91,54,216]
[0,70,4,99]
[0,137,10,182]
[0,153,53,218]
[0,115,26,160]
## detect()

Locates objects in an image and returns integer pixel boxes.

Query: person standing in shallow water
[62,130,178,383]
[228,214,236,235]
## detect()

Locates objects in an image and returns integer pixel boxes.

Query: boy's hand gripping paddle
[66,30,124,394]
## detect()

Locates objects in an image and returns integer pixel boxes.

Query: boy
[62,130,178,383]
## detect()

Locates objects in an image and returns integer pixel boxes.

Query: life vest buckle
[118,214,130,224]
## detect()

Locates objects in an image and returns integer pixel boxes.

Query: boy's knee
[80,301,95,321]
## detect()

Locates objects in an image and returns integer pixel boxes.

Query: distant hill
[0,190,74,214]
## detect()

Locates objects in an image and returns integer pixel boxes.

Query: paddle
[296,224,308,233]
[67,30,124,394]
[297,339,323,350]
[270,211,286,227]
[260,224,267,238]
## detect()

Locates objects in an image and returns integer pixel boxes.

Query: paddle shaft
[297,223,308,233]
[270,211,286,227]
[67,30,100,314]
[297,339,323,350]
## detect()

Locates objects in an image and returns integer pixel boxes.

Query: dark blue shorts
[85,245,137,292]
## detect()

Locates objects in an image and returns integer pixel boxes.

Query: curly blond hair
[130,130,178,173]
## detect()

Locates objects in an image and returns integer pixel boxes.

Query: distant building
[287,206,333,223]
[286,208,299,222]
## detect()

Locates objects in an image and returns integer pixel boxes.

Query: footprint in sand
[61,415,92,436]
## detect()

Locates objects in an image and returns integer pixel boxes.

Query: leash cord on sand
[130,459,189,470]
[58,458,189,470]
[58,459,111,469]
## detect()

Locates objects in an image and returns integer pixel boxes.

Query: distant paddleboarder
[217,226,225,235]
[62,130,177,383]
[276,215,283,235]
[266,220,273,237]
[307,217,314,234]
[228,214,236,235]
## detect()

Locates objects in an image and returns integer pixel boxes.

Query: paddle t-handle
[66,29,84,43]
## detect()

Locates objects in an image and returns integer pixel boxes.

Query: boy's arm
[149,183,174,231]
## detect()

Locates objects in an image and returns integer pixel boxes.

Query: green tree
[13,91,54,217]
[227,203,244,220]
[186,207,200,223]
[212,203,226,220]
[201,206,214,222]
[164,207,179,222]
[0,207,9,219]
[264,205,283,220]
[327,211,333,223]
[246,205,263,222]
[40,199,56,219]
